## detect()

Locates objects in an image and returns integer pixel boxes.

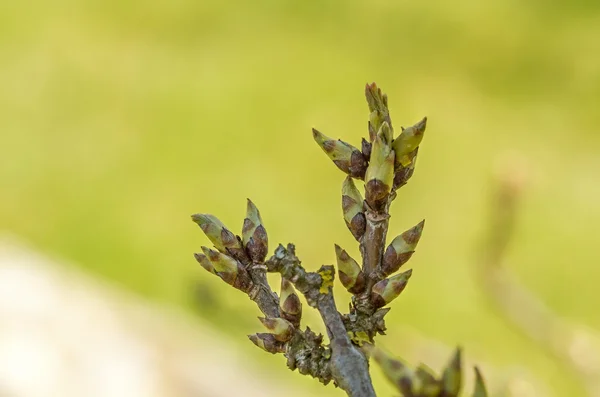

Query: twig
[191,83,487,397]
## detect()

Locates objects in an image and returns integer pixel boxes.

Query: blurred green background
[1,0,599,395]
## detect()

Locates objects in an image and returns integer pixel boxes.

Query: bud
[378,120,393,145]
[312,128,367,178]
[393,147,418,189]
[365,82,388,114]
[365,83,391,140]
[366,345,414,396]
[193,252,216,275]
[414,365,441,396]
[372,307,391,334]
[361,138,372,159]
[280,278,302,327]
[191,214,245,258]
[393,117,427,168]
[368,110,384,141]
[441,347,462,397]
[382,220,425,276]
[248,333,284,354]
[242,199,268,263]
[334,244,365,294]
[201,246,252,292]
[364,131,395,210]
[472,367,488,397]
[258,317,294,342]
[342,176,366,240]
[371,269,412,309]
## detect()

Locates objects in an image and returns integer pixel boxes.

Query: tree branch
[266,244,376,397]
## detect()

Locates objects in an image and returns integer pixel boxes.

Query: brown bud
[191,214,246,259]
[371,269,412,309]
[242,199,268,263]
[312,128,367,178]
[342,176,366,240]
[280,278,302,327]
[248,333,285,354]
[258,317,294,342]
[194,252,216,275]
[201,246,252,292]
[365,131,395,210]
[334,244,365,294]
[382,220,425,276]
[393,147,418,189]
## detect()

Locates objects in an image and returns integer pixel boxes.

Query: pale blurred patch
[0,235,308,397]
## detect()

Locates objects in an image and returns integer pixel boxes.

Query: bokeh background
[1,0,600,396]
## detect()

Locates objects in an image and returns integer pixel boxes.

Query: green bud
[312,128,367,178]
[441,347,462,397]
[382,220,425,276]
[334,244,366,294]
[365,83,391,141]
[242,199,268,263]
[191,214,245,258]
[472,367,488,397]
[258,317,294,342]
[193,252,216,275]
[366,345,414,396]
[365,82,388,114]
[368,110,384,141]
[378,120,393,145]
[248,333,284,354]
[393,117,427,168]
[280,278,302,327]
[201,246,252,292]
[371,269,412,309]
[342,176,366,240]
[365,131,395,210]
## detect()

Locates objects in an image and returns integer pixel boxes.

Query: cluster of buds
[247,277,305,354]
[313,83,427,312]
[193,201,309,357]
[367,345,488,397]
[191,82,486,395]
[314,84,427,213]
[192,199,270,291]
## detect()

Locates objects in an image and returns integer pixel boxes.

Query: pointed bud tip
[190,213,205,223]
[200,245,211,255]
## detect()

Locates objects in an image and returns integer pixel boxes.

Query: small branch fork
[266,244,376,396]
[190,83,484,397]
